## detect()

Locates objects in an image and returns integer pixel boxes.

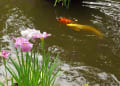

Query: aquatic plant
[54,0,71,8]
[0,50,10,86]
[0,30,60,86]
[0,50,10,59]
[13,37,33,52]
[0,82,4,86]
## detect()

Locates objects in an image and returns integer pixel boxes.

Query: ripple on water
[84,0,120,58]
[0,0,120,86]
[55,64,120,86]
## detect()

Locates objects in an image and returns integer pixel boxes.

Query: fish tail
[77,25,104,38]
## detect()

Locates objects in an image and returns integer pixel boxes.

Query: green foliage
[0,82,4,86]
[54,0,71,8]
[3,39,60,86]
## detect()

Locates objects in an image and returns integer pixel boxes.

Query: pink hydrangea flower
[0,50,10,59]
[21,28,41,39]
[32,32,51,39]
[21,42,33,52]
[14,37,29,48]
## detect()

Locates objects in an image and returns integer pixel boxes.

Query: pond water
[0,0,120,86]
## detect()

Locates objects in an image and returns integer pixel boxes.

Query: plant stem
[3,58,8,86]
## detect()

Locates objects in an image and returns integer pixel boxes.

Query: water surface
[0,0,120,85]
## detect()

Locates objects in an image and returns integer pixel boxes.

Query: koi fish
[66,23,104,38]
[57,17,76,24]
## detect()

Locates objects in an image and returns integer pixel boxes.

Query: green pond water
[0,0,120,85]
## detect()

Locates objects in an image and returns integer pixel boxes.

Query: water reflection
[84,0,120,73]
[0,0,120,85]
[56,64,120,86]
[0,7,34,49]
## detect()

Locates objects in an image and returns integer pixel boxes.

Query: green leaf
[0,82,4,86]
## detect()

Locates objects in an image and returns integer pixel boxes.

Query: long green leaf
[0,82,4,86]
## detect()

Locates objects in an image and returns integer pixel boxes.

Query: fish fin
[72,27,81,31]
[78,25,104,39]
